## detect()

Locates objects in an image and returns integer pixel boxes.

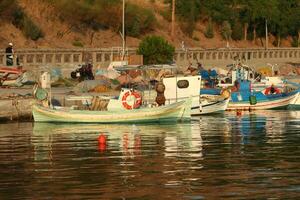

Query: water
[0,110,300,199]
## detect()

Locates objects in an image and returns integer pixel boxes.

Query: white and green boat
[32,88,192,124]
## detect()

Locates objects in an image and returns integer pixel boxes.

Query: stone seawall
[1,47,299,77]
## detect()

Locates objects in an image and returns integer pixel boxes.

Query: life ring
[264,86,281,95]
[121,91,142,110]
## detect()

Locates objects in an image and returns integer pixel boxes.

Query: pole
[171,0,175,39]
[122,0,125,60]
[265,19,268,50]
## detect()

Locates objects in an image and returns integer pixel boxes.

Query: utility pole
[265,19,268,50]
[171,0,175,40]
[122,0,125,60]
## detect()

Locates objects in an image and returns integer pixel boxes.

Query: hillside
[0,0,297,49]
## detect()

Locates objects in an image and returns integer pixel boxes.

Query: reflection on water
[0,110,299,199]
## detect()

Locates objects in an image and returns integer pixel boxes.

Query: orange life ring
[121,91,142,110]
[264,86,281,95]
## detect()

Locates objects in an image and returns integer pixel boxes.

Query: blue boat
[200,64,299,111]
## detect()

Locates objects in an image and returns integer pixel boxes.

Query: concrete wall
[1,47,299,76]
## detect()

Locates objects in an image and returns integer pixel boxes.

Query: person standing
[5,43,14,66]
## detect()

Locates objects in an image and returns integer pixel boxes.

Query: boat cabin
[163,75,201,104]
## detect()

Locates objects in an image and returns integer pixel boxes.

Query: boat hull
[288,93,300,110]
[32,99,191,124]
[192,98,229,115]
[227,92,299,111]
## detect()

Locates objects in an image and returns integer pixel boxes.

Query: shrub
[12,7,43,41]
[48,0,156,37]
[72,40,84,47]
[221,21,232,40]
[0,0,17,19]
[137,35,175,64]
[204,18,214,38]
[159,9,171,22]
[232,21,243,40]
[125,3,156,37]
[291,37,299,47]
[193,36,200,41]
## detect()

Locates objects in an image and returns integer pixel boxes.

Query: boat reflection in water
[15,110,300,199]
[222,110,300,145]
[32,122,204,161]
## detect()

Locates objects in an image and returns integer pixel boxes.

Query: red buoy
[236,110,242,116]
[98,134,106,144]
[98,134,107,152]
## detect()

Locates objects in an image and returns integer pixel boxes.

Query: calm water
[0,111,300,199]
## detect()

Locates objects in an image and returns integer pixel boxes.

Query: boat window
[177,80,189,88]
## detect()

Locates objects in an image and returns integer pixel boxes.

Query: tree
[221,21,232,48]
[137,36,175,65]
[240,0,278,43]
[204,18,214,38]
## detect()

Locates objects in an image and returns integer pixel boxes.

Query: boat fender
[122,91,142,110]
[220,88,231,99]
[264,86,281,95]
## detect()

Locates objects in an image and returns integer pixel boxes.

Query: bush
[12,7,43,41]
[159,9,171,22]
[126,3,156,37]
[204,18,214,38]
[291,37,299,47]
[221,21,232,40]
[72,40,84,47]
[193,36,200,41]
[23,18,44,40]
[0,0,17,18]
[137,35,175,64]
[231,21,243,40]
[48,0,156,37]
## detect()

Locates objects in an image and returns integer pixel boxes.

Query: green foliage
[137,36,175,65]
[72,40,84,47]
[125,3,156,37]
[159,9,171,22]
[170,0,201,37]
[204,18,214,38]
[291,37,299,47]
[23,18,44,40]
[12,7,43,41]
[47,0,156,37]
[231,21,243,40]
[193,36,200,41]
[221,21,232,41]
[0,0,17,18]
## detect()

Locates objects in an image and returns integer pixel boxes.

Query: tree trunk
[244,23,248,41]
[297,30,300,47]
[226,40,229,48]
[253,25,256,43]
[277,35,281,47]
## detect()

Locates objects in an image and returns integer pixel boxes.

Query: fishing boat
[32,87,192,123]
[200,62,300,110]
[162,75,229,115]
[114,64,229,115]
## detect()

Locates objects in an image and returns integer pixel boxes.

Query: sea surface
[0,110,299,199]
